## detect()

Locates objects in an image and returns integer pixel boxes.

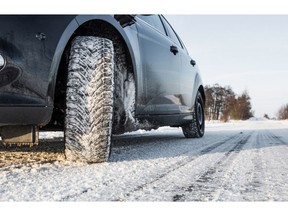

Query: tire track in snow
[21,132,240,201]
[60,188,93,201]
[269,133,287,146]
[266,131,288,200]
[252,130,281,200]
[111,132,246,201]
[233,130,269,201]
[172,132,253,201]
[208,129,288,201]
[245,130,288,201]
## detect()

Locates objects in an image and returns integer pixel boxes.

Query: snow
[1,120,288,203]
[39,131,63,139]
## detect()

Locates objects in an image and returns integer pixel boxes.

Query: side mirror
[114,15,136,27]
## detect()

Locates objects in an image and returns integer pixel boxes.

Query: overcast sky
[165,15,288,118]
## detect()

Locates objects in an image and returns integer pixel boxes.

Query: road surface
[0,120,288,201]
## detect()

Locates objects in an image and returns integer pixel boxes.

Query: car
[0,15,205,163]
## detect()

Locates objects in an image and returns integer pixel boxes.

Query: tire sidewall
[195,92,205,137]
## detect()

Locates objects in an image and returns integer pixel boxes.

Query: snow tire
[65,36,114,163]
[182,91,205,138]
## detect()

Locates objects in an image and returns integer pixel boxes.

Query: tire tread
[65,36,114,163]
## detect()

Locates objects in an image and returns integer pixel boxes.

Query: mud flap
[1,126,39,146]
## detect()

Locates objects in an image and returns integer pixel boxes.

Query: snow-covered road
[0,120,288,201]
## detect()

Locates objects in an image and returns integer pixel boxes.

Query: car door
[135,15,182,115]
[161,15,199,113]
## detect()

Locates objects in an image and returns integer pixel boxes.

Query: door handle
[190,59,196,66]
[170,45,178,55]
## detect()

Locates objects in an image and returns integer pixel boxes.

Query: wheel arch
[45,15,137,129]
[191,72,205,110]
[198,84,205,106]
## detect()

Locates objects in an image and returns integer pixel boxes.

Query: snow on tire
[182,91,205,138]
[65,36,114,163]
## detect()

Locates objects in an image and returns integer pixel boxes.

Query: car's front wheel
[182,91,205,138]
[65,36,114,163]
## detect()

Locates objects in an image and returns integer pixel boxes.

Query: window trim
[136,15,168,37]
[160,15,185,50]
[136,15,189,54]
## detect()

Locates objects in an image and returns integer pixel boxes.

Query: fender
[46,17,79,107]
[191,68,205,110]
[47,15,139,109]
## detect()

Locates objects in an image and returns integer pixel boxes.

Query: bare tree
[204,85,214,120]
[204,84,229,120]
[205,85,253,121]
[221,86,236,122]
[277,104,288,120]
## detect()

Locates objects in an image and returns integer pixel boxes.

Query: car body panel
[135,15,182,115]
[0,15,75,107]
[0,15,204,128]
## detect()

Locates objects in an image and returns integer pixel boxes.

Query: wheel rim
[197,99,203,127]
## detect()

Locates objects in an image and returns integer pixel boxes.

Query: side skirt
[136,113,193,129]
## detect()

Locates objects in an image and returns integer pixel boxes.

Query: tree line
[204,84,254,121]
[277,104,288,120]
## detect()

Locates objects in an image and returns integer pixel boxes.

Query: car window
[137,15,167,35]
[161,16,183,48]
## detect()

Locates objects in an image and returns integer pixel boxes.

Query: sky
[165,15,288,118]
